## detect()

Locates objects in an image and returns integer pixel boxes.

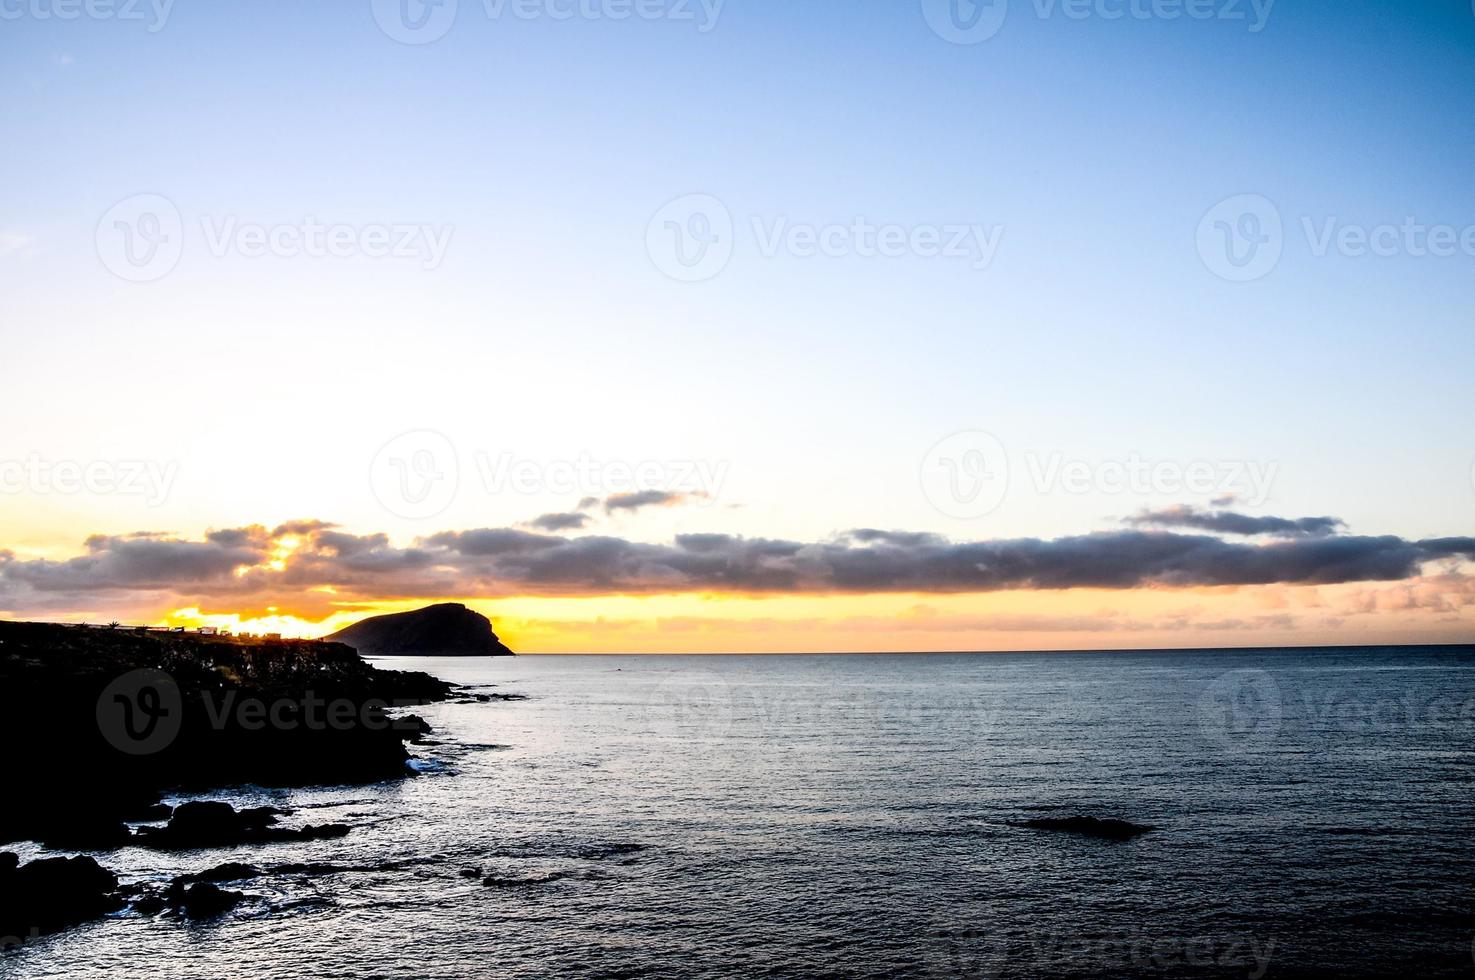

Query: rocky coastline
[0,618,465,945]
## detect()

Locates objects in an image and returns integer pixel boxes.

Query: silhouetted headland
[327,602,515,657]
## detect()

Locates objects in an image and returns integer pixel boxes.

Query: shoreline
[0,619,467,943]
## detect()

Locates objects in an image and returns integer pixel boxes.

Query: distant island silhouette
[328,603,515,657]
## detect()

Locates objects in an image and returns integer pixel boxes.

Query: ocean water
[4,648,1474,978]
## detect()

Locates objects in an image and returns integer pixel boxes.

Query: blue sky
[1,0,1472,646]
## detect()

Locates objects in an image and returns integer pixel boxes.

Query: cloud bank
[1,512,1472,618]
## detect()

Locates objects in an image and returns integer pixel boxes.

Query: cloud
[601,489,707,514]
[528,512,592,532]
[1,515,1472,620]
[1126,505,1345,538]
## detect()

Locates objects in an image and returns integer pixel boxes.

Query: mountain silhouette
[328,603,514,657]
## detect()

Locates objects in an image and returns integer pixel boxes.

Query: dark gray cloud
[1127,505,1345,538]
[528,512,593,532]
[1,517,1471,614]
[602,489,702,514]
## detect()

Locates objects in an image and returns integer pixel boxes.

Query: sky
[1,0,1473,652]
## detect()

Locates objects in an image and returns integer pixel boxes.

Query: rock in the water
[1014,815,1155,841]
[170,882,243,919]
[136,801,349,850]
[327,603,514,657]
[0,853,123,938]
[175,862,261,885]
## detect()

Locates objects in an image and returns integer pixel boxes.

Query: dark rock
[38,814,133,851]
[397,714,434,742]
[131,893,168,916]
[458,866,482,879]
[482,872,567,887]
[327,603,515,657]
[137,801,350,850]
[1013,815,1155,841]
[171,882,243,919]
[0,854,123,938]
[175,862,260,885]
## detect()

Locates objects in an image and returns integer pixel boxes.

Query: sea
[3,647,1473,978]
